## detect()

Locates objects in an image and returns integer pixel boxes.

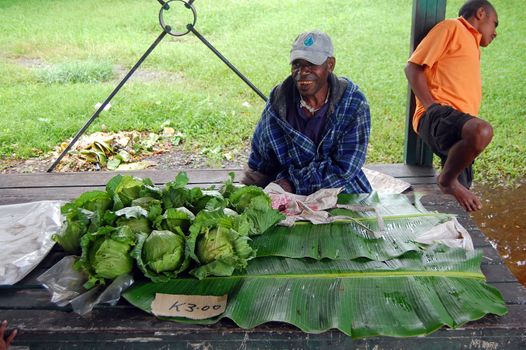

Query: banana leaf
[252,192,453,261]
[123,244,507,337]
[336,192,425,217]
[252,214,452,261]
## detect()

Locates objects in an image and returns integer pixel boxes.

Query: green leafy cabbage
[106,175,155,210]
[52,205,91,253]
[115,206,152,234]
[154,207,195,233]
[131,197,163,221]
[187,208,255,279]
[132,229,189,282]
[161,172,191,209]
[72,190,113,213]
[76,226,136,289]
[228,185,272,213]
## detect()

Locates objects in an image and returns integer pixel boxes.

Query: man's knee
[462,119,493,153]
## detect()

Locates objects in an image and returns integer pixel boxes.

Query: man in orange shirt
[405,0,498,212]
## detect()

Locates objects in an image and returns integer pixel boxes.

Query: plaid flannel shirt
[248,74,372,195]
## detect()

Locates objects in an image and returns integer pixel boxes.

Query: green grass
[37,60,115,84]
[0,0,524,185]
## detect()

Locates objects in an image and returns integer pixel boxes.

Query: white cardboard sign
[151,293,227,320]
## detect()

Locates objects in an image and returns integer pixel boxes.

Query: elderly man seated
[242,30,372,195]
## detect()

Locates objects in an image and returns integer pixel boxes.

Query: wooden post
[404,0,446,166]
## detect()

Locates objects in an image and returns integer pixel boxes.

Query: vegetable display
[51,172,507,338]
[52,172,284,288]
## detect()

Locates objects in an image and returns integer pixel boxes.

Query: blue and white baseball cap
[290,30,334,65]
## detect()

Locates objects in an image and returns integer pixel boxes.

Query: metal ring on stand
[159,0,197,36]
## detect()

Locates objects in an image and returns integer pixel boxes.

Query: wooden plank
[0,180,445,202]
[0,177,436,204]
[481,264,519,283]
[3,306,524,333]
[0,289,59,309]
[0,186,105,203]
[2,307,526,349]
[492,282,526,305]
[365,164,436,178]
[0,169,243,189]
[5,327,526,350]
[0,165,436,190]
[481,246,505,265]
[408,183,440,196]
[400,176,437,185]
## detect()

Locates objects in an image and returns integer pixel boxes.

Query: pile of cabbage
[53,172,284,288]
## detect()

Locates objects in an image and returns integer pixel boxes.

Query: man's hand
[274,178,294,193]
[0,320,17,350]
[404,62,436,110]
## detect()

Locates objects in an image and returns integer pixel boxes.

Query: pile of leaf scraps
[52,127,183,172]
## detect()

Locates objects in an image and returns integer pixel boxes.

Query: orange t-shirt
[408,17,483,133]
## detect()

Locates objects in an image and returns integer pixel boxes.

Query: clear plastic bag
[37,255,134,315]
[0,200,64,285]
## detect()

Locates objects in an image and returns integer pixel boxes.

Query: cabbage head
[154,207,195,233]
[115,206,152,234]
[131,197,163,221]
[72,190,113,213]
[106,175,154,210]
[144,230,185,272]
[187,208,255,279]
[76,226,136,289]
[131,229,189,282]
[196,227,235,264]
[53,205,91,253]
[226,185,283,236]
[116,216,151,234]
[161,172,191,209]
[189,189,225,214]
[228,185,271,213]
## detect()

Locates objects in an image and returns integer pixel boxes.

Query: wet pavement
[471,181,526,286]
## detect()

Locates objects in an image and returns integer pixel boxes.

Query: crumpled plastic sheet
[0,200,64,285]
[363,167,412,194]
[37,255,134,315]
[416,216,474,251]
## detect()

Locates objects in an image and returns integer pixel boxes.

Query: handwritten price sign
[151,293,227,320]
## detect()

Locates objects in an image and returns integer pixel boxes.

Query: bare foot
[437,174,482,212]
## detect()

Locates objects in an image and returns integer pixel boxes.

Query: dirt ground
[0,148,247,174]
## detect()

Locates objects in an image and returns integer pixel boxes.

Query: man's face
[478,7,498,47]
[291,58,334,97]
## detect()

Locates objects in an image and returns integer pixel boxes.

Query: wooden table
[1,165,525,349]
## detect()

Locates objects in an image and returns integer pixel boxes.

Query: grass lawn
[0,0,524,185]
